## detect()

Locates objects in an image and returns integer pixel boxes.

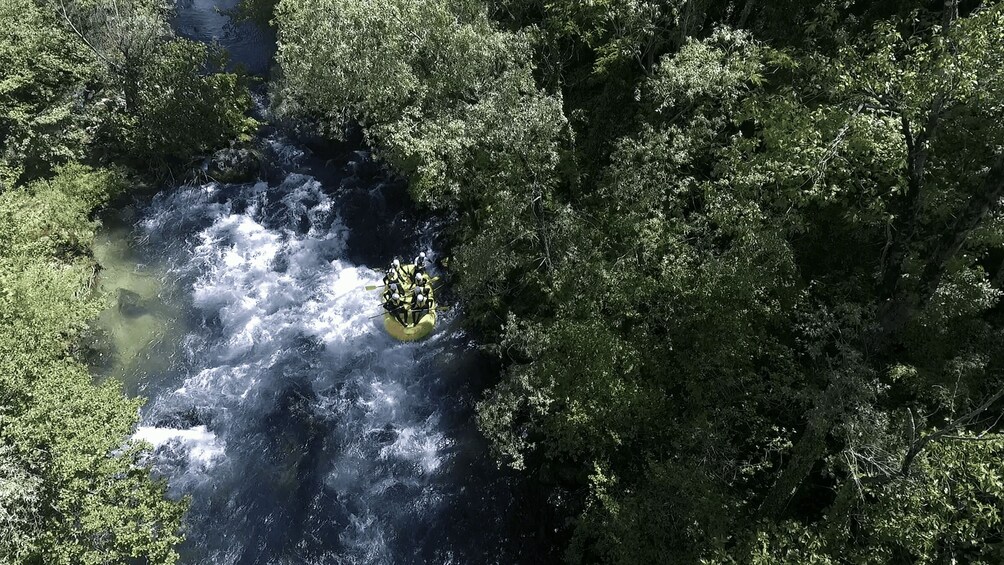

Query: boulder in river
[208,145,263,183]
[117,288,149,318]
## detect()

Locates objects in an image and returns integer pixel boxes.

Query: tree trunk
[756,0,987,523]
[758,413,828,518]
[878,154,1004,339]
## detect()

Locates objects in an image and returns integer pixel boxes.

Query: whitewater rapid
[110,137,527,563]
[95,0,553,559]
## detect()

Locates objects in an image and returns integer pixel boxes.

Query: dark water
[97,3,556,563]
[173,0,275,74]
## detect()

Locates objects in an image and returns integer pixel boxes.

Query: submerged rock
[152,407,214,430]
[208,145,263,183]
[117,288,149,318]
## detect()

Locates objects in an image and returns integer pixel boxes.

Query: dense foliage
[0,165,187,563]
[1,0,255,561]
[0,0,256,188]
[275,0,1004,561]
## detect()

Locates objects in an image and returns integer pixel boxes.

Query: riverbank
[0,166,187,563]
[0,0,260,559]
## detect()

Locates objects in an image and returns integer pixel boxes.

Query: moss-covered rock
[208,144,264,183]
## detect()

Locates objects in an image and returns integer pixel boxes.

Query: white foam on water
[379,422,449,475]
[266,134,306,165]
[134,425,225,470]
[308,261,378,348]
[132,171,462,562]
[339,512,392,564]
[175,363,262,403]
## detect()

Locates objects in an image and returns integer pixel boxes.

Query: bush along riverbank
[0,0,255,561]
[273,0,1004,562]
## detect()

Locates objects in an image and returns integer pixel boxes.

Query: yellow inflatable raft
[383,307,437,341]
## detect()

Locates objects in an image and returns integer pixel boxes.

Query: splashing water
[97,134,537,564]
[93,1,555,559]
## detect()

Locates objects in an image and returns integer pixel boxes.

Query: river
[88,1,554,562]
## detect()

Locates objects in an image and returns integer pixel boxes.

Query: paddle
[402,302,448,325]
[369,303,450,320]
[364,276,439,292]
[370,304,407,321]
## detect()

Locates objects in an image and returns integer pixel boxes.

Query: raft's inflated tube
[381,273,436,340]
[383,309,437,341]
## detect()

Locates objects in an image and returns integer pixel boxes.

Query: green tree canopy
[273,0,1004,562]
[0,165,186,564]
[0,0,256,189]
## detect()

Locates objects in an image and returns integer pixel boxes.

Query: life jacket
[410,288,422,303]
[412,259,428,277]
[386,296,405,311]
[393,261,409,280]
[383,272,400,287]
[414,283,433,299]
